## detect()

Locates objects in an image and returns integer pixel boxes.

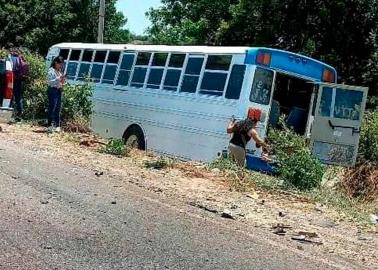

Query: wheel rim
[125,135,139,149]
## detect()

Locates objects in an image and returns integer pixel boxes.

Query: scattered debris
[272,223,291,236]
[189,201,218,214]
[291,235,323,245]
[298,231,318,238]
[0,126,2,132]
[246,192,259,200]
[40,199,49,204]
[278,211,285,217]
[111,201,117,205]
[221,209,235,220]
[291,231,322,245]
[95,171,104,177]
[79,139,105,147]
[370,214,378,224]
[273,227,286,236]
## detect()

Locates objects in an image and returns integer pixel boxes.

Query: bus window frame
[161,53,188,93]
[114,51,137,89]
[130,51,153,89]
[102,51,122,85]
[199,54,233,98]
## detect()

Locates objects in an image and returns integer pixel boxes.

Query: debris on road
[40,199,49,204]
[95,171,104,177]
[189,201,218,214]
[272,223,291,236]
[221,209,235,220]
[291,231,322,245]
[370,214,378,224]
[111,201,117,205]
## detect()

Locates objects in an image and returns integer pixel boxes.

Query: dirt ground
[1,122,377,268]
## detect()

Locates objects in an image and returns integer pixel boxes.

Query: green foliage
[148,0,378,97]
[268,126,325,190]
[23,52,49,119]
[0,48,7,59]
[100,139,129,157]
[0,0,130,53]
[359,110,378,164]
[144,157,175,170]
[22,52,93,124]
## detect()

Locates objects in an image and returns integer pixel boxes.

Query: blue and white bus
[47,43,368,167]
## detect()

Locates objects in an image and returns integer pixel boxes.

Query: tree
[0,0,130,54]
[148,0,378,98]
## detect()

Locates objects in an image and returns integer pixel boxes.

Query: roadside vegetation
[22,52,93,131]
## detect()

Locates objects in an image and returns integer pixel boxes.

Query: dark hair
[51,56,64,68]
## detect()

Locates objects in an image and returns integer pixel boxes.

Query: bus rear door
[310,83,368,166]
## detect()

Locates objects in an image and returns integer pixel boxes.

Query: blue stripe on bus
[245,48,337,82]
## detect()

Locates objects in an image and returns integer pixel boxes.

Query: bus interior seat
[269,100,280,128]
[286,107,308,134]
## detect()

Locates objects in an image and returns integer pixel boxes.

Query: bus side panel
[91,86,242,161]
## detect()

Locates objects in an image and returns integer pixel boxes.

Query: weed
[209,158,258,192]
[144,157,175,170]
[99,139,129,157]
[268,123,325,190]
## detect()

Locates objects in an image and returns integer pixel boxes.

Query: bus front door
[310,83,368,166]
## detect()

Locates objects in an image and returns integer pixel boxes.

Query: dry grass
[342,163,378,201]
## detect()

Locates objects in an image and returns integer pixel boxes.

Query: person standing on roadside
[47,56,65,132]
[8,45,28,121]
[226,109,270,167]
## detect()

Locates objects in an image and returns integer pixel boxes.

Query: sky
[116,0,162,35]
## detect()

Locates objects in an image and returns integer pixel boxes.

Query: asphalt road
[0,139,356,270]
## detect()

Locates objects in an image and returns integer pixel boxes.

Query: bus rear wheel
[123,125,145,150]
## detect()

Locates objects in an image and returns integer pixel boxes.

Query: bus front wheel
[123,125,146,150]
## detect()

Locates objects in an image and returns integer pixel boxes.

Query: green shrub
[359,110,378,164]
[268,126,325,190]
[100,139,129,157]
[144,157,175,170]
[22,52,93,125]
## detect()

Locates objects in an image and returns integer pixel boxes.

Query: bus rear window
[334,89,363,120]
[250,67,273,105]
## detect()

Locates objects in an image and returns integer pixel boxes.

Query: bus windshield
[250,67,273,105]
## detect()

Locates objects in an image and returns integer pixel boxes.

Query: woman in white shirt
[47,56,65,132]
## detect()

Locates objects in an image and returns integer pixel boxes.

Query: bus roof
[52,43,337,82]
[246,48,337,82]
[52,43,250,54]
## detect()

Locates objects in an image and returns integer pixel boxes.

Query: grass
[144,156,176,170]
[210,157,378,227]
[99,138,129,157]
[310,187,378,226]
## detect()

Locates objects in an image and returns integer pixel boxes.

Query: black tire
[123,125,145,150]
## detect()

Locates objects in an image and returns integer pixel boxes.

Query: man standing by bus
[8,45,28,121]
[227,109,270,167]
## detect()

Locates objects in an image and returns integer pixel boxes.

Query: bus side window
[116,53,135,86]
[131,52,151,88]
[163,53,186,91]
[225,65,246,100]
[199,55,232,97]
[66,49,82,81]
[90,50,107,83]
[103,51,121,85]
[59,49,69,60]
[147,53,168,89]
[180,56,204,93]
[77,49,93,81]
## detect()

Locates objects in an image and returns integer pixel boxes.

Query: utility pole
[97,0,106,43]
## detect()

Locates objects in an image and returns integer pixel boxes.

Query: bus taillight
[322,68,335,83]
[4,70,14,99]
[256,52,271,66]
